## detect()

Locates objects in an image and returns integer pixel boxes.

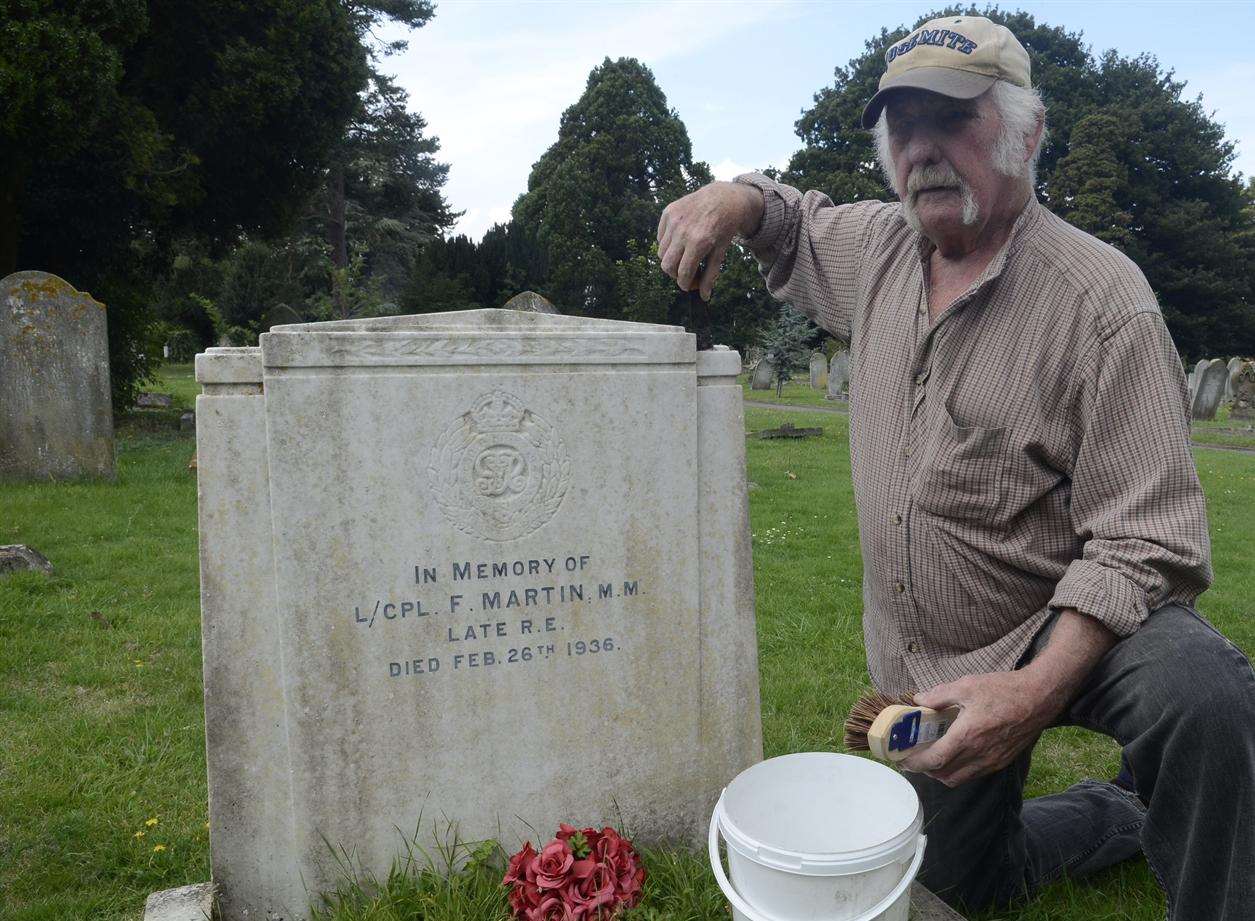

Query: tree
[3,0,369,403]
[760,306,819,397]
[783,6,1255,359]
[512,57,707,319]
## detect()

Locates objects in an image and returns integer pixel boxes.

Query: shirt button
[902,446,912,458]
[893,513,903,525]
[895,581,906,594]
[915,371,928,385]
[907,641,919,653]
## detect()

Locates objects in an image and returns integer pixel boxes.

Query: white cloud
[384,2,788,240]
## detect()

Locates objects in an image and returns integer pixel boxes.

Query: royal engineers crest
[428,390,572,541]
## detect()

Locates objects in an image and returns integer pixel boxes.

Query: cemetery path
[744,400,1255,455]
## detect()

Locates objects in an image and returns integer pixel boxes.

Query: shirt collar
[913,193,1043,289]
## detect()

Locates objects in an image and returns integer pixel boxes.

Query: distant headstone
[0,544,54,576]
[501,290,560,314]
[1231,362,1255,421]
[827,349,851,401]
[135,391,174,409]
[0,271,114,481]
[191,311,762,919]
[744,347,763,370]
[1226,357,1243,403]
[1191,358,1229,421]
[179,411,196,433]
[751,358,775,390]
[808,351,828,389]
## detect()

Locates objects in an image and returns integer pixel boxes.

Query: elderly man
[657,15,1254,920]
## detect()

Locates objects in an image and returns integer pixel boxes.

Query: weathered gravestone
[1191,358,1229,421]
[0,271,114,481]
[808,351,828,389]
[1226,357,1243,403]
[502,290,560,314]
[193,312,763,919]
[827,349,851,401]
[750,358,775,390]
[1232,361,1255,421]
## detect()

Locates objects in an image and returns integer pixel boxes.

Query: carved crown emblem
[428,389,571,542]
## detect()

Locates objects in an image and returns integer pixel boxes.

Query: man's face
[884,89,1017,241]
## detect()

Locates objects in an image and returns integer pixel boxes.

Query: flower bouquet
[503,823,645,920]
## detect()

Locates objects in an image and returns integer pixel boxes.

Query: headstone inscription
[827,349,851,401]
[808,351,828,389]
[193,311,763,920]
[750,358,775,390]
[0,271,114,481]
[1191,358,1229,421]
[1231,361,1255,420]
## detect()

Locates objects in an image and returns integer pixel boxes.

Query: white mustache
[907,165,964,198]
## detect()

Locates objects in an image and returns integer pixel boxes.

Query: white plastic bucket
[709,752,926,921]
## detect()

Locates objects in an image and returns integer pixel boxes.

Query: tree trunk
[328,165,348,318]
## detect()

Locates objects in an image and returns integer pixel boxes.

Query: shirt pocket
[914,401,1008,522]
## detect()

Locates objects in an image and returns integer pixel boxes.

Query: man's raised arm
[657,173,885,342]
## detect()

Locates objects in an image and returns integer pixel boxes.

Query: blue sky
[383,1,1255,241]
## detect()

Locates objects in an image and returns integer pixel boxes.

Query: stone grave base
[143,881,215,920]
[144,879,965,920]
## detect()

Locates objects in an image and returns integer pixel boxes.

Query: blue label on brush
[889,710,921,751]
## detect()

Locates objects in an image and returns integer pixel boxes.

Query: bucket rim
[714,754,923,877]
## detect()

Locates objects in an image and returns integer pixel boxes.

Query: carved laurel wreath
[428,391,571,542]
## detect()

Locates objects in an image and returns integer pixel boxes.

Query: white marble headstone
[1191,358,1229,421]
[193,310,762,919]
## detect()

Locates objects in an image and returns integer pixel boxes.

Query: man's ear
[1024,113,1045,165]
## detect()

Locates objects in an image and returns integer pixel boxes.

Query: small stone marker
[192,313,762,919]
[1231,361,1255,420]
[827,349,851,401]
[135,391,174,409]
[143,882,215,921]
[0,544,54,576]
[751,358,775,390]
[808,351,828,389]
[0,271,114,481]
[501,290,560,314]
[1191,358,1229,421]
[910,882,968,919]
[753,422,824,439]
[179,411,195,433]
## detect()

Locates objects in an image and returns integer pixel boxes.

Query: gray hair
[873,81,1047,194]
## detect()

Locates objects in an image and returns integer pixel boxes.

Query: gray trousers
[905,604,1255,920]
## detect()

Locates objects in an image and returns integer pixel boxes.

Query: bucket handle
[708,801,927,921]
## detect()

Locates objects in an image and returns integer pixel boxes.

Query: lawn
[2,387,1252,920]
[743,375,1255,451]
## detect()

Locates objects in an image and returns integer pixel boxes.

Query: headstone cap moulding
[261,308,694,368]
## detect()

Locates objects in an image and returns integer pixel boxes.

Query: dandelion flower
[153,844,166,853]
[145,817,159,827]
[133,830,145,839]
[134,660,144,669]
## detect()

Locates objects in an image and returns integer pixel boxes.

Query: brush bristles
[843,690,917,752]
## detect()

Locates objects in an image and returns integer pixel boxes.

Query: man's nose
[904,127,943,168]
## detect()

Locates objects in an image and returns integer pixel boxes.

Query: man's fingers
[656,208,670,245]
[697,242,727,300]
[676,246,703,292]
[915,679,965,710]
[659,237,683,280]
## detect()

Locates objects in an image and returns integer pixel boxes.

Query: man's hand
[900,609,1119,787]
[898,670,1061,787]
[656,181,763,300]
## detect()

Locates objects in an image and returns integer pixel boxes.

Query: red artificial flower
[532,839,575,890]
[565,860,617,918]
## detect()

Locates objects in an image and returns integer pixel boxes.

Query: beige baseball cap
[861,16,1031,128]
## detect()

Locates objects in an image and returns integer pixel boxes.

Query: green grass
[743,375,1255,450]
[144,363,198,411]
[2,393,1253,920]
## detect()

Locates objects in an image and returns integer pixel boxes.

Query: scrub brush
[843,691,960,763]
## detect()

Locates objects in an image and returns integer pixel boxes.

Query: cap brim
[861,68,998,128]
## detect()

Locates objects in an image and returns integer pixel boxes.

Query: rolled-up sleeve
[733,172,883,342]
[1048,309,1213,636]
